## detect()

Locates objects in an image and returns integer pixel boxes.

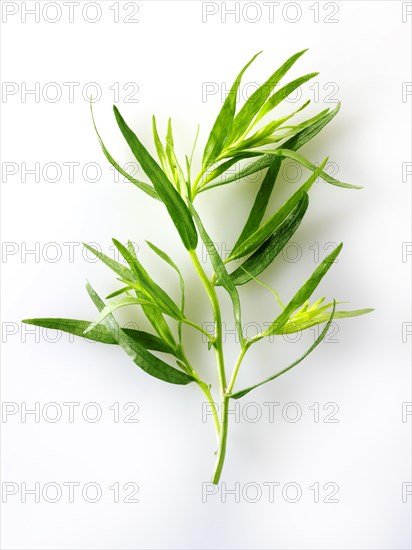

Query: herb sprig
[24,50,373,483]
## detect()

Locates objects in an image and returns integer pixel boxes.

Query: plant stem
[189,250,226,391]
[178,349,221,441]
[212,395,229,484]
[189,249,229,482]
[181,318,214,341]
[226,345,249,395]
[198,381,221,441]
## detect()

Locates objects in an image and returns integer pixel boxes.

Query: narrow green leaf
[126,238,178,347]
[90,102,159,200]
[201,103,342,203]
[164,118,186,192]
[232,159,282,248]
[189,204,244,345]
[146,240,181,275]
[85,282,194,385]
[230,104,342,251]
[264,244,343,337]
[106,286,134,299]
[121,328,176,354]
[84,296,160,334]
[136,289,177,350]
[203,52,262,166]
[152,115,170,175]
[227,193,309,285]
[83,242,176,348]
[229,159,326,261]
[82,243,136,283]
[228,49,309,142]
[263,148,362,190]
[113,106,198,250]
[214,106,340,253]
[23,317,117,344]
[257,72,319,122]
[22,317,176,354]
[280,106,329,136]
[112,239,184,320]
[146,240,186,342]
[199,152,262,190]
[281,307,374,333]
[233,101,311,151]
[288,102,341,150]
[230,302,337,399]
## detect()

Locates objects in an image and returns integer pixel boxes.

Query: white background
[1,1,411,549]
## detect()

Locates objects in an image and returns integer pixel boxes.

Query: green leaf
[152,115,170,176]
[256,72,319,122]
[234,101,311,151]
[189,204,244,346]
[228,159,327,262]
[90,102,159,200]
[165,118,184,191]
[263,148,362,190]
[146,240,186,342]
[199,152,262,190]
[106,286,134,299]
[146,240,184,306]
[281,307,374,333]
[85,282,194,385]
[82,241,176,347]
[227,193,309,285]
[228,49,309,143]
[202,52,262,166]
[279,106,329,136]
[263,244,343,337]
[201,101,342,218]
[146,240,181,275]
[216,106,342,251]
[112,239,184,320]
[82,243,136,283]
[125,239,178,347]
[23,317,117,344]
[113,106,198,250]
[84,296,160,334]
[229,104,343,251]
[21,317,176,354]
[232,159,282,248]
[136,289,177,350]
[230,302,337,399]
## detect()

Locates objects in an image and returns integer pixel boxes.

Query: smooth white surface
[1,1,411,549]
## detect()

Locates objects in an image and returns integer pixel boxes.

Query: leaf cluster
[24,50,372,407]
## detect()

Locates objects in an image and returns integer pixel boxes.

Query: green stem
[226,345,249,395]
[181,318,214,341]
[189,249,230,483]
[199,381,221,441]
[178,349,221,441]
[189,250,226,391]
[212,395,229,484]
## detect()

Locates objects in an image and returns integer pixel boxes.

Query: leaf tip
[83,323,94,335]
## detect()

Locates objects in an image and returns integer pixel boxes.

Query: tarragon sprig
[23,49,373,484]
